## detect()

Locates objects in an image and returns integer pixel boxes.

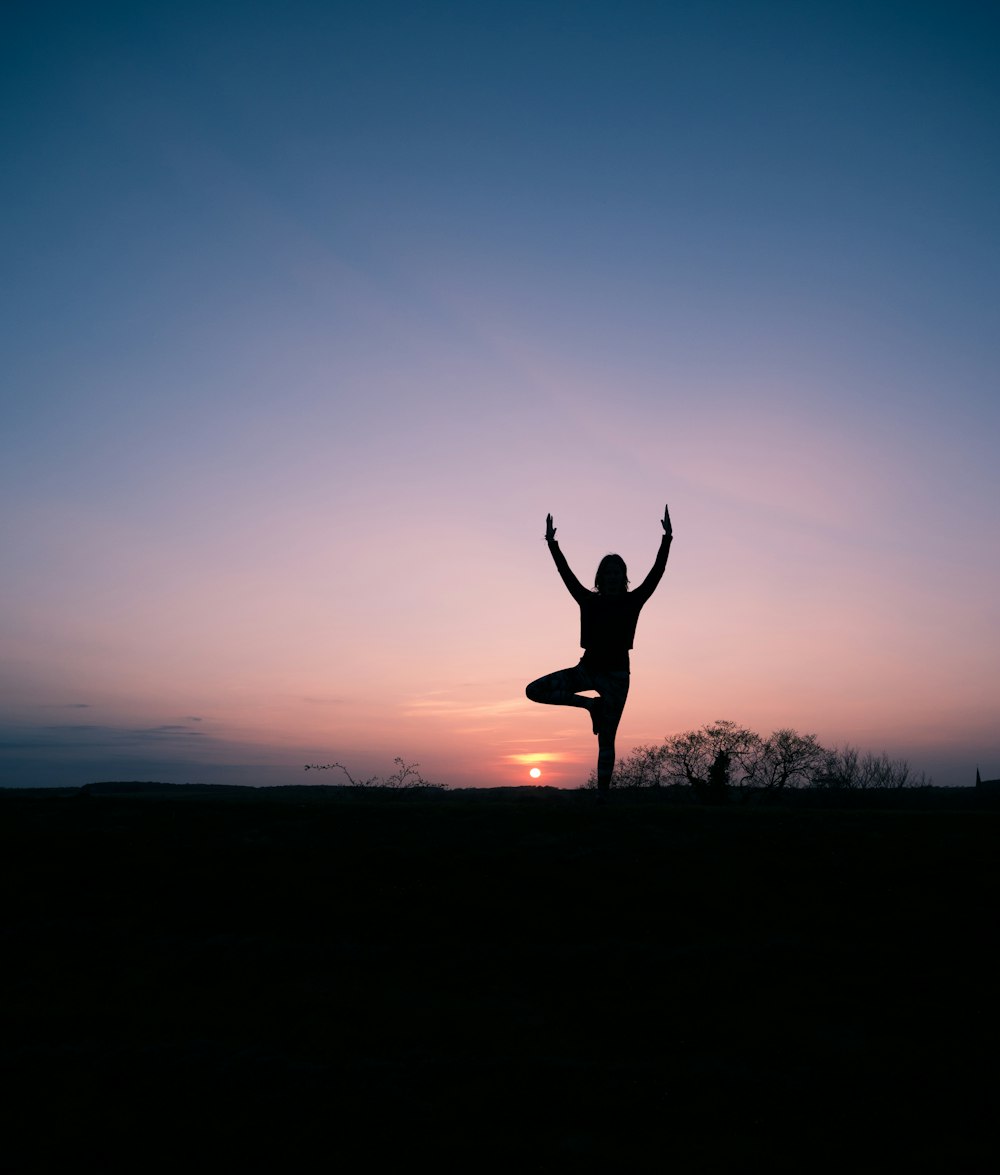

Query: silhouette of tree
[701,720,763,785]
[821,746,930,790]
[747,729,826,790]
[590,723,928,791]
[662,720,762,789]
[664,729,716,787]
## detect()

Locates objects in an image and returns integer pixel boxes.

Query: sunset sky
[3,1,998,789]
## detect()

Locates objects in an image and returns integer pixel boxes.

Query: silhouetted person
[526,505,673,792]
[706,749,730,803]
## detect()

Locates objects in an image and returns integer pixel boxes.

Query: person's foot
[589,698,603,735]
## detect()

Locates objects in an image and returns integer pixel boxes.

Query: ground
[2,784,997,1169]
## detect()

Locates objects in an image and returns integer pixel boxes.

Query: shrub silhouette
[304,757,446,790]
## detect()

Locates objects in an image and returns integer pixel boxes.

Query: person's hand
[545,513,556,542]
[661,504,672,540]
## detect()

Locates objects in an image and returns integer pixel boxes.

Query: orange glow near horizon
[507,752,565,767]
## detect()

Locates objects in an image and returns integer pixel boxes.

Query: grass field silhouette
[2,782,996,1167]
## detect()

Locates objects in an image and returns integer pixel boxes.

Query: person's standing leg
[594,672,629,792]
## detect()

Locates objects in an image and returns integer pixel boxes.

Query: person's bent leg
[525,666,592,710]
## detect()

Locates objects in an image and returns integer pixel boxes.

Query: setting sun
[529,768,541,779]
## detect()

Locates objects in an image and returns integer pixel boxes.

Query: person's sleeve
[548,539,590,604]
[631,532,672,605]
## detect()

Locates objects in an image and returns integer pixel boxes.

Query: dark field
[2,784,997,1169]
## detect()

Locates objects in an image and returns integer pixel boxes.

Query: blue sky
[2,1,998,788]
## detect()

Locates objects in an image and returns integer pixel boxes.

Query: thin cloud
[0,722,208,753]
[403,695,524,721]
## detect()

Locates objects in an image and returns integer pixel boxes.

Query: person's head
[595,554,629,595]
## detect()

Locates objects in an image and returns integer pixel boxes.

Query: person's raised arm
[545,512,589,603]
[632,503,673,604]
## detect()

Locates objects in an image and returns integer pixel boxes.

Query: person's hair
[594,553,629,593]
